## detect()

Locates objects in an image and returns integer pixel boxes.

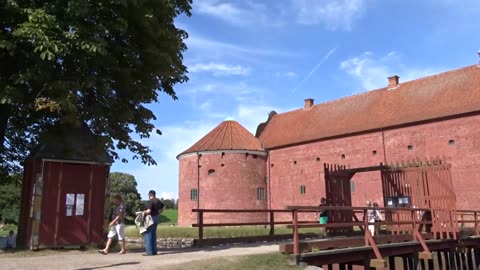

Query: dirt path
[1,242,282,270]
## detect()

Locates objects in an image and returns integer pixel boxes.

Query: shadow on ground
[72,262,140,270]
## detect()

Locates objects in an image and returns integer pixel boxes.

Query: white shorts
[107,223,125,240]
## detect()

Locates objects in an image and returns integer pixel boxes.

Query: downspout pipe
[197,152,200,211]
[381,128,387,164]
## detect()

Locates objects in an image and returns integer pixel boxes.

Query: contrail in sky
[292,47,337,93]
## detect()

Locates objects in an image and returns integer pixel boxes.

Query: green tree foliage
[160,198,177,209]
[0,0,192,177]
[0,174,21,224]
[109,172,142,219]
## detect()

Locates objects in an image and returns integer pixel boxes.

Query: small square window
[407,145,413,151]
[190,189,198,201]
[372,150,377,155]
[316,157,320,162]
[208,169,215,176]
[300,185,306,194]
[449,140,455,146]
[341,154,345,159]
[257,188,265,200]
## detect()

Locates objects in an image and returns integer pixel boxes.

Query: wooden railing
[192,207,480,257]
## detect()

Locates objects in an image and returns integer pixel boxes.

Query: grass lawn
[125,225,322,238]
[157,253,305,270]
[0,224,17,237]
[125,209,178,226]
[159,209,178,224]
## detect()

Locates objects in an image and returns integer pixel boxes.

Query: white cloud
[194,0,281,27]
[189,62,250,76]
[340,51,446,92]
[186,35,295,58]
[276,71,297,78]
[195,0,248,25]
[182,82,261,105]
[291,0,368,30]
[159,192,177,200]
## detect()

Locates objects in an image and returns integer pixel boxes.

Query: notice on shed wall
[66,193,75,206]
[66,205,73,216]
[75,193,85,216]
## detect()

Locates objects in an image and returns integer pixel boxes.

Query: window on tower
[257,188,265,200]
[190,189,198,200]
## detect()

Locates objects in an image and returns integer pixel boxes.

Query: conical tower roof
[177,118,265,159]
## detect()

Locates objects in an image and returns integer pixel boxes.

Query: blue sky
[111,0,480,200]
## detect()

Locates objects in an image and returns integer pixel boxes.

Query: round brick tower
[177,118,267,226]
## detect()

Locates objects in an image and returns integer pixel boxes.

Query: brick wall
[268,113,480,220]
[178,152,268,226]
[178,114,480,225]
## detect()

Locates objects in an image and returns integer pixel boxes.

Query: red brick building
[178,64,480,226]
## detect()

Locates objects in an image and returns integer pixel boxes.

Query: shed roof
[28,122,113,164]
[177,119,265,158]
[258,65,480,149]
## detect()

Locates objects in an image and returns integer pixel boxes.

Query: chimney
[388,75,400,90]
[304,98,314,110]
[477,50,480,67]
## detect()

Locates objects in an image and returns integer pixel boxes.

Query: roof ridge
[274,65,477,117]
[259,64,480,149]
[177,120,265,158]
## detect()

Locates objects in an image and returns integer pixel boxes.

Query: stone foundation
[126,237,194,249]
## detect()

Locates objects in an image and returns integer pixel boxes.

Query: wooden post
[363,259,371,270]
[292,209,299,256]
[474,248,480,270]
[269,211,275,236]
[420,259,426,270]
[198,210,204,247]
[448,250,455,270]
[427,255,434,270]
[402,256,408,270]
[454,252,461,270]
[466,248,473,270]
[437,251,444,270]
[389,256,396,270]
[412,209,417,241]
[411,253,419,270]
[475,212,479,235]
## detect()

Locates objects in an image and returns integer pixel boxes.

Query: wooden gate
[324,164,354,235]
[381,159,458,239]
[324,158,457,239]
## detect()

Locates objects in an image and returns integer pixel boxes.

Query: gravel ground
[1,242,281,270]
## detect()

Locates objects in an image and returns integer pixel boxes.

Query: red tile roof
[177,119,265,158]
[259,65,480,149]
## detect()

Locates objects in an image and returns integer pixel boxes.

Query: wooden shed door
[56,163,91,245]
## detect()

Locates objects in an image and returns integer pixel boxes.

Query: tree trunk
[0,103,12,154]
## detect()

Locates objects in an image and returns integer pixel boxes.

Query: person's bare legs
[101,238,113,253]
[118,240,126,254]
